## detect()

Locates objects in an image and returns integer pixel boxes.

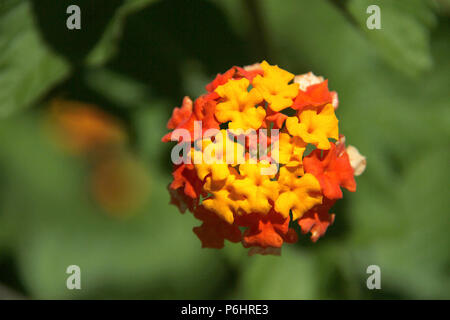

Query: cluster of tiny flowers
[162,61,366,255]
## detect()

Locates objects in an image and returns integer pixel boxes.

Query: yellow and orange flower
[162,61,366,255]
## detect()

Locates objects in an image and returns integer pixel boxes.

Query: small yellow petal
[286,104,338,150]
[252,61,299,112]
[215,79,264,130]
[275,167,322,220]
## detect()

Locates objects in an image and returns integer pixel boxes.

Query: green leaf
[235,248,322,299]
[0,0,70,118]
[84,67,154,108]
[350,150,450,298]
[86,0,157,66]
[347,0,435,77]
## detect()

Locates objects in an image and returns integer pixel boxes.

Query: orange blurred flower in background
[46,98,150,217]
[48,99,127,156]
[90,155,150,217]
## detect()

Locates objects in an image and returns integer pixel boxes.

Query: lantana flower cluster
[162,61,366,255]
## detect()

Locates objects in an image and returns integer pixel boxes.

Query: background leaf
[347,0,435,77]
[0,0,70,118]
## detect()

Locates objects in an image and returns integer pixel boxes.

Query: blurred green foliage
[0,0,449,299]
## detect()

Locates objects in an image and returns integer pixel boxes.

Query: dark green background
[0,0,449,299]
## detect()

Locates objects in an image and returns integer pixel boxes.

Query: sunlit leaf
[347,0,435,77]
[0,0,70,118]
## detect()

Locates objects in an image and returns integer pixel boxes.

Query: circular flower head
[162,61,366,255]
